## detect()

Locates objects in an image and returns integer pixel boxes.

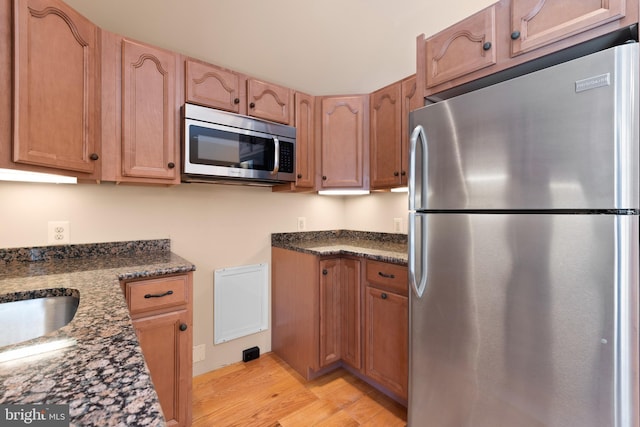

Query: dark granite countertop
[0,239,196,427]
[271,230,408,265]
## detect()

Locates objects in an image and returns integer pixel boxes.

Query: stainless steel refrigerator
[408,42,639,427]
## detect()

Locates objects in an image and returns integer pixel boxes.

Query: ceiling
[63,0,495,95]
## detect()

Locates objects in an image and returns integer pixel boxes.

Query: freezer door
[408,213,639,427]
[409,43,639,211]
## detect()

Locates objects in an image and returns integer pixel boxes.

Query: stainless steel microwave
[182,103,296,185]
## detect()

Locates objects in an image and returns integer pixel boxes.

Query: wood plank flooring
[192,352,407,426]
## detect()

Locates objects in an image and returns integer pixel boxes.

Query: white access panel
[213,263,268,344]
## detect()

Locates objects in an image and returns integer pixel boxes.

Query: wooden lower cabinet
[363,260,409,401]
[272,247,407,403]
[121,273,193,427]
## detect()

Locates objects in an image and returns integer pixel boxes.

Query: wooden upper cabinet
[370,81,402,189]
[401,75,422,184]
[101,33,181,185]
[12,0,100,177]
[247,78,293,125]
[293,91,315,189]
[185,58,245,113]
[319,95,368,189]
[424,4,497,89]
[510,0,627,56]
[370,75,421,190]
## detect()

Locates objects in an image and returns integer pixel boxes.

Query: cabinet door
[341,258,361,370]
[510,0,626,56]
[133,309,191,427]
[370,82,402,189]
[424,4,497,88]
[365,286,408,400]
[13,0,99,175]
[401,75,422,186]
[320,95,368,189]
[247,78,293,124]
[292,92,315,189]
[121,39,179,181]
[185,59,244,113]
[319,258,341,367]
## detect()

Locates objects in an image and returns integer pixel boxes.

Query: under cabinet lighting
[0,168,77,184]
[390,187,408,193]
[318,189,370,196]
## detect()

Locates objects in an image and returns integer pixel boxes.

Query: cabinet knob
[179,323,188,331]
[322,176,327,181]
[393,171,399,177]
[234,98,240,104]
[511,30,521,40]
[168,162,175,169]
[482,42,492,51]
[249,102,256,109]
[322,269,328,275]
[401,171,406,176]
[89,153,99,161]
[297,173,303,179]
[381,293,388,300]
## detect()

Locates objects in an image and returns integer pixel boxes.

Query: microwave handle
[271,136,280,175]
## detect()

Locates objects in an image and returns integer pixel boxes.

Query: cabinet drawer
[126,275,188,315]
[365,260,407,296]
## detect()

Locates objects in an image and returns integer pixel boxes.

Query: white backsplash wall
[344,191,409,233]
[0,182,404,374]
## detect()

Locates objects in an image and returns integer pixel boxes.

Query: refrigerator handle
[409,125,429,298]
[408,125,428,211]
[408,212,428,298]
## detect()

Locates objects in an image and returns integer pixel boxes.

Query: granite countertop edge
[271,230,408,265]
[0,239,196,427]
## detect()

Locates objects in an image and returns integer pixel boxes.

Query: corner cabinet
[272,248,361,380]
[272,247,407,403]
[121,273,193,427]
[9,0,101,180]
[101,32,182,185]
[318,95,369,190]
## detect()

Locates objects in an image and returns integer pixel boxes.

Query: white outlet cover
[48,221,70,245]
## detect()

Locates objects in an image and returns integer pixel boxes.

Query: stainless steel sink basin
[0,295,79,347]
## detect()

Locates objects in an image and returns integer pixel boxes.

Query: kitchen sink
[0,294,79,348]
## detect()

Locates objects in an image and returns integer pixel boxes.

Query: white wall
[2,0,495,374]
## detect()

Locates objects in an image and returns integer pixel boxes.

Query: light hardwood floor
[192,352,407,426]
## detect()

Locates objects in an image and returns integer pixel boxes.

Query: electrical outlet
[48,221,70,244]
[393,217,402,233]
[297,217,306,231]
[193,344,205,363]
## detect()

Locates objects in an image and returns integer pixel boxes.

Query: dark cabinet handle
[378,271,395,279]
[511,31,521,40]
[89,153,99,161]
[297,173,303,179]
[249,102,256,109]
[322,176,327,181]
[401,171,406,176]
[234,98,240,104]
[482,42,492,51]
[168,162,175,169]
[322,269,328,275]
[381,293,388,300]
[393,171,399,177]
[144,290,174,299]
[179,323,188,331]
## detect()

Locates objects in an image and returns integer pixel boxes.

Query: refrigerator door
[409,43,639,211]
[409,213,638,427]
